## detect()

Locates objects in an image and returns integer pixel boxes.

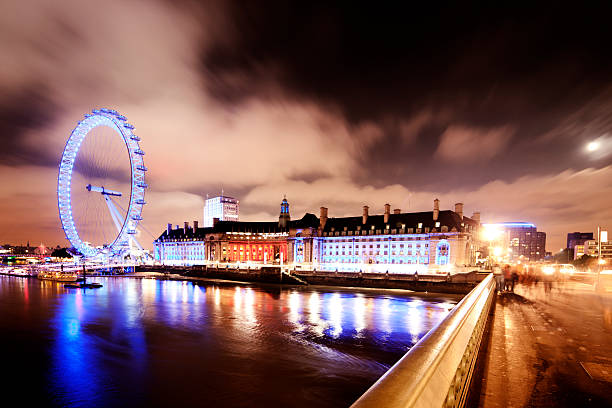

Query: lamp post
[596,226,603,292]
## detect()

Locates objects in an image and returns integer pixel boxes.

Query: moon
[586,141,600,152]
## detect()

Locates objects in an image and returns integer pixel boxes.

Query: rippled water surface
[0,276,458,407]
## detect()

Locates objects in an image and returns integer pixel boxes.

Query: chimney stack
[433,198,440,221]
[472,211,481,224]
[454,203,464,220]
[384,203,391,223]
[362,206,369,224]
[184,221,189,235]
[194,220,198,231]
[320,207,328,230]
[393,208,401,214]
[167,223,172,235]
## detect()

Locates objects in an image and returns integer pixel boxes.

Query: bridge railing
[351,273,495,408]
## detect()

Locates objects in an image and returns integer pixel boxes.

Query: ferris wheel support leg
[104,195,124,234]
[130,235,144,251]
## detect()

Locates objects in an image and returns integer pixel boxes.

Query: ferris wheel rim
[57,108,147,258]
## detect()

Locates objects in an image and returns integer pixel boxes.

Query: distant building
[582,231,612,261]
[574,244,586,259]
[483,222,546,261]
[203,195,239,227]
[567,232,593,252]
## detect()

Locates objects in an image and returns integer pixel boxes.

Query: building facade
[287,201,481,274]
[153,221,208,265]
[155,199,319,266]
[203,195,239,227]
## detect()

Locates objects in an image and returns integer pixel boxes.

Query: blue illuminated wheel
[57,109,147,258]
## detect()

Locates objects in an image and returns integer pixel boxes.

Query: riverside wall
[137,265,486,294]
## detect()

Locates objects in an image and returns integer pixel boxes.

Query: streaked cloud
[435,125,514,162]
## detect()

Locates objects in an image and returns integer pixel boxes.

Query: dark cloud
[202,2,612,187]
[204,3,611,116]
[0,85,58,166]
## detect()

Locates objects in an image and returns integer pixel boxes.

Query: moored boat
[37,271,78,282]
[64,282,103,289]
[8,267,30,277]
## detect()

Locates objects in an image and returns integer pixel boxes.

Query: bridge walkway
[476,281,612,407]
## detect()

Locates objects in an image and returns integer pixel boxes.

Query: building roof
[322,210,477,233]
[155,209,477,241]
[156,213,320,241]
[482,222,536,228]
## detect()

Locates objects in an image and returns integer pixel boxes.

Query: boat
[8,267,30,277]
[64,282,103,289]
[63,266,102,288]
[37,271,78,282]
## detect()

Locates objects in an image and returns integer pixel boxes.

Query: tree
[553,248,572,263]
[572,254,597,271]
[51,248,72,259]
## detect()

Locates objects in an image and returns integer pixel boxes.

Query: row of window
[323,243,429,249]
[324,250,428,256]
[320,257,430,264]
[320,235,431,243]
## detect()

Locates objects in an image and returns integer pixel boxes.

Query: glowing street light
[482,224,503,241]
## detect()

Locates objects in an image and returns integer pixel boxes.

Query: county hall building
[154,198,482,273]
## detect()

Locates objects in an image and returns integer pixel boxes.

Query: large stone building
[155,200,318,266]
[155,198,483,273]
[287,200,480,274]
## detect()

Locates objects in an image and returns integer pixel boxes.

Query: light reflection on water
[0,276,458,408]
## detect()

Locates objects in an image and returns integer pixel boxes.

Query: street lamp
[596,226,605,292]
[482,224,503,268]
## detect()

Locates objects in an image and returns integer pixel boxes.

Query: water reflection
[0,276,457,408]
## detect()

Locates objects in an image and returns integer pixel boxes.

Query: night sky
[1,1,611,252]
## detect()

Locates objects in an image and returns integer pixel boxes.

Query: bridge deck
[476,280,612,407]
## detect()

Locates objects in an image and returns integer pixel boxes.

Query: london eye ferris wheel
[57,109,147,259]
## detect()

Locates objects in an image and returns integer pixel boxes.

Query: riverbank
[133,265,486,295]
[5,264,485,295]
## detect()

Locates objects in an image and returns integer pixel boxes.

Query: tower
[203,195,239,227]
[279,196,291,228]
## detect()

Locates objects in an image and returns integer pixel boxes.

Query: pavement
[476,278,612,407]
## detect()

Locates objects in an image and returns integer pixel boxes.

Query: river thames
[0,276,458,407]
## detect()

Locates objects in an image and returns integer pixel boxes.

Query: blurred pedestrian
[503,264,512,292]
[493,265,503,293]
[511,268,518,292]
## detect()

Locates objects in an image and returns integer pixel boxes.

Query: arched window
[436,240,450,265]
